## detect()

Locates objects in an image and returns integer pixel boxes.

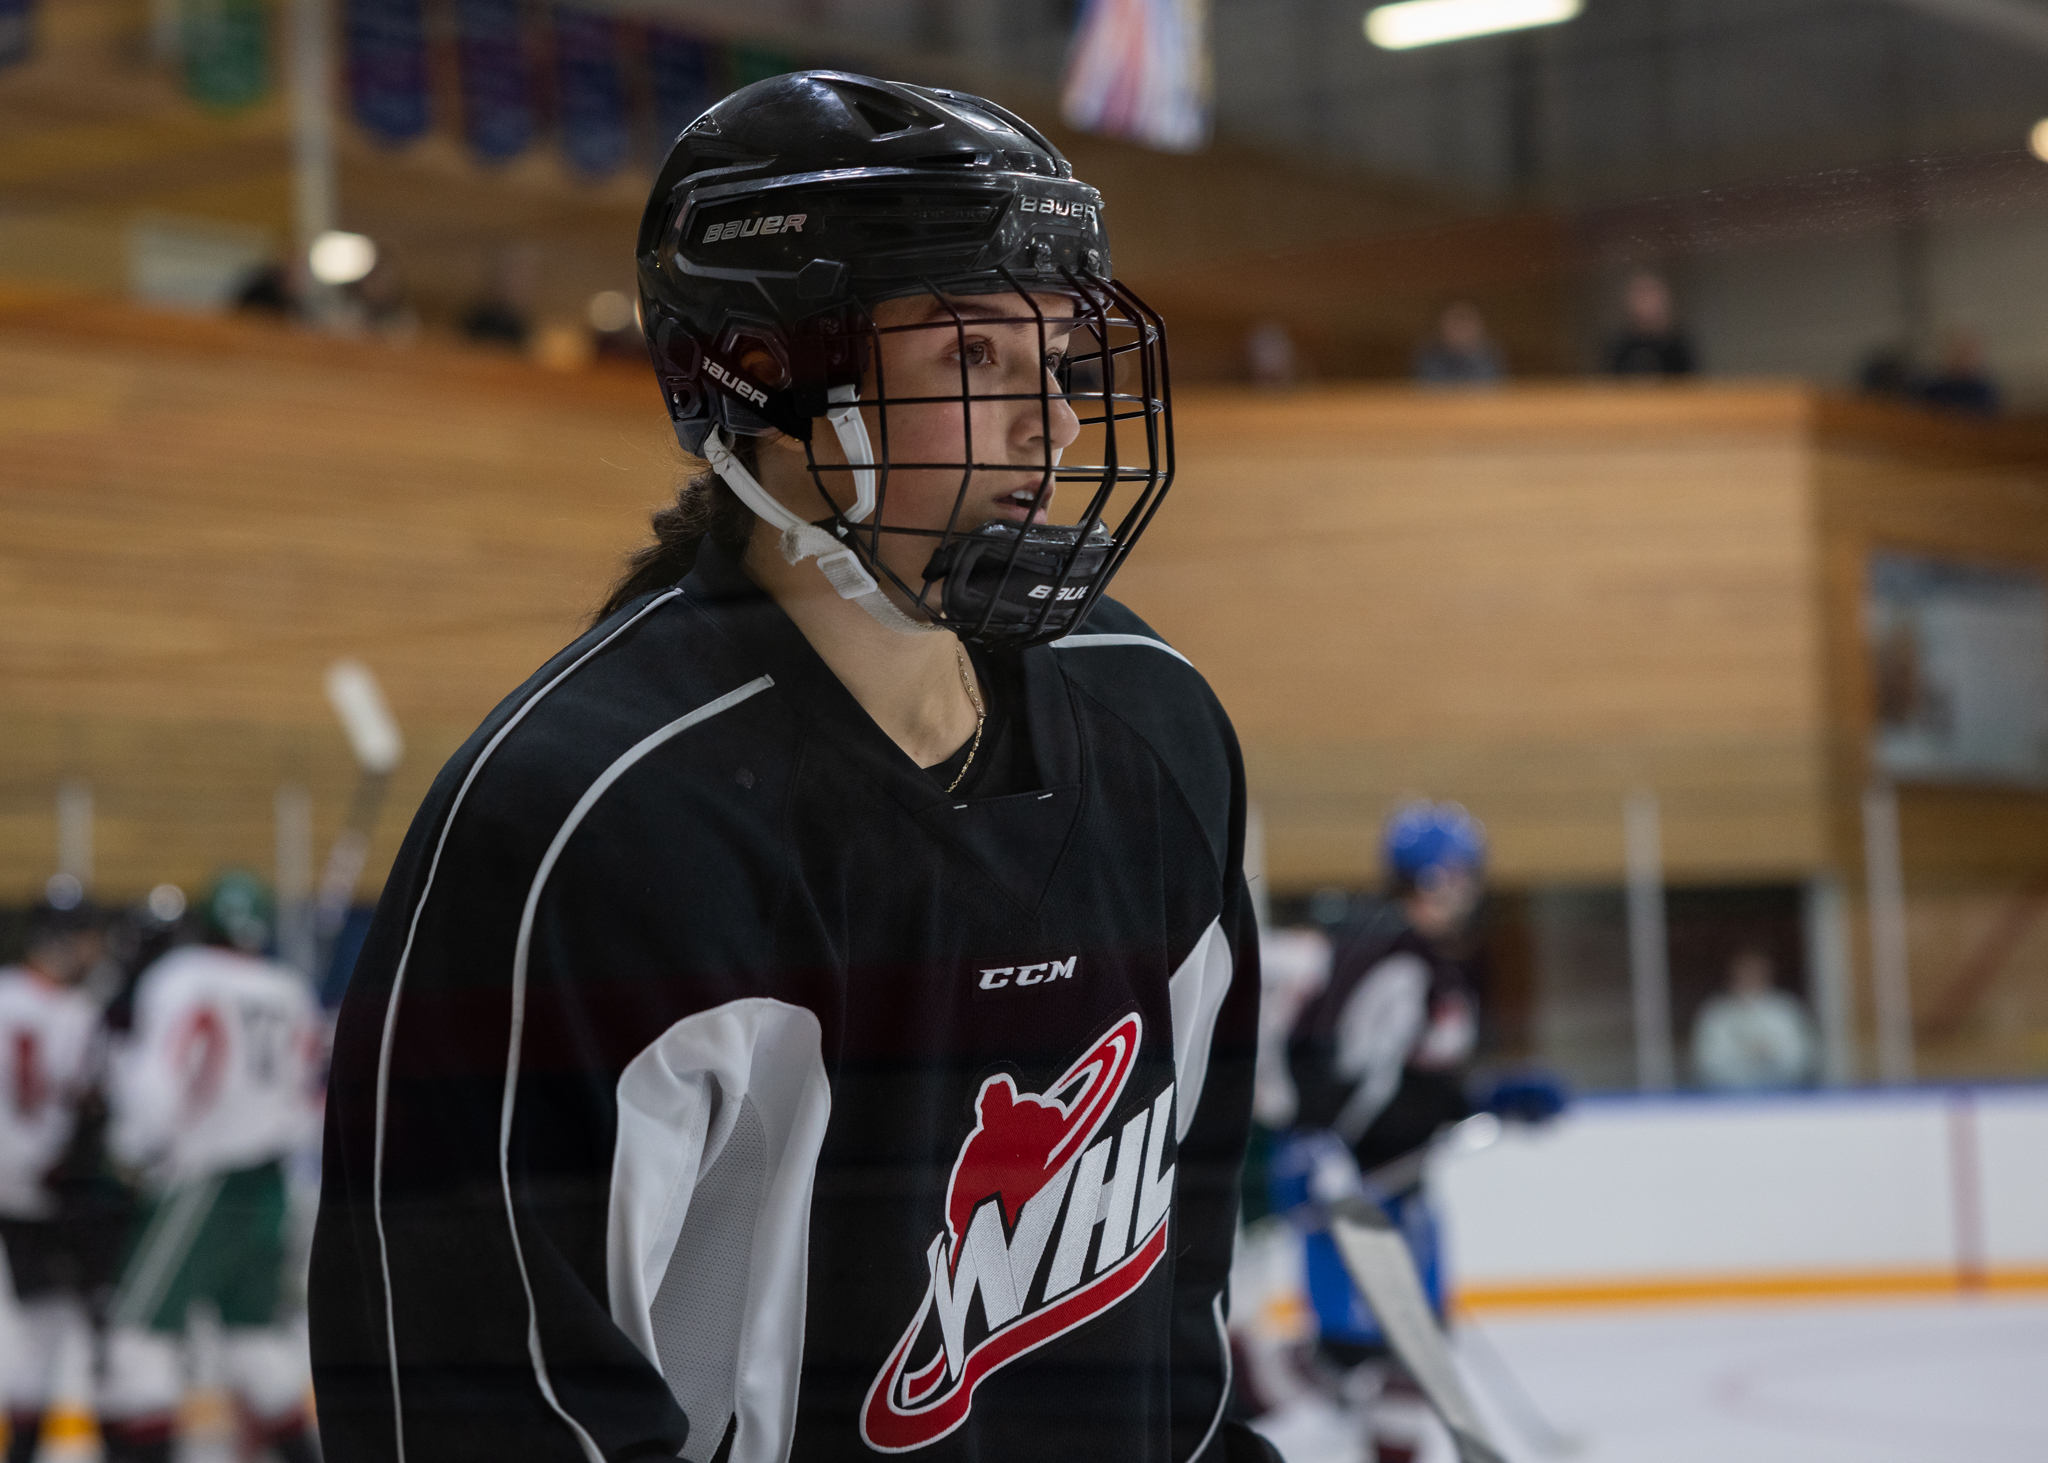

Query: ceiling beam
[1883,0,2048,55]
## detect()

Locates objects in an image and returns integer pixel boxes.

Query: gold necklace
[946,641,986,795]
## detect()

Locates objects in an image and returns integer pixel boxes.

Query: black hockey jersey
[1286,908,1476,1178]
[309,540,1262,1463]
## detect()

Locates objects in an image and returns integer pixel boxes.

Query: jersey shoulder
[1050,596,1241,871]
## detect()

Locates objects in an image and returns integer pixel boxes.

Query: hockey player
[1281,803,1489,1463]
[0,877,104,1462]
[101,872,322,1463]
[311,71,1276,1463]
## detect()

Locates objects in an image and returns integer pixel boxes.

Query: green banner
[183,0,269,110]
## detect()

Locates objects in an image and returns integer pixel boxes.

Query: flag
[1060,0,1211,153]
[455,0,534,161]
[554,6,627,177]
[345,0,431,143]
[0,0,32,69]
[645,27,718,151]
[183,0,269,110]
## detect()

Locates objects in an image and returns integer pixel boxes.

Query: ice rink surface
[1252,1295,2048,1463]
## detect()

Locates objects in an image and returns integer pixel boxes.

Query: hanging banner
[554,6,627,176]
[728,41,799,90]
[0,0,32,70]
[346,0,431,143]
[645,28,718,150]
[455,0,534,162]
[183,0,270,110]
[1060,0,1211,153]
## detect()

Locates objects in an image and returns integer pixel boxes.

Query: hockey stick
[1457,1320,1582,1458]
[316,659,404,978]
[1327,1196,1506,1463]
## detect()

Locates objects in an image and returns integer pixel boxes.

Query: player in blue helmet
[1280,802,1490,1462]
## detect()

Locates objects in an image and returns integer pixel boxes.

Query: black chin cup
[923,521,1115,647]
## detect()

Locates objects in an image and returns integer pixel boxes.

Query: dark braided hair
[592,449,760,626]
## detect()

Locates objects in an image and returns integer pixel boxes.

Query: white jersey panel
[109,947,322,1187]
[0,968,99,1218]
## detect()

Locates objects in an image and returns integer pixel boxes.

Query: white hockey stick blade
[326,658,405,774]
[1328,1198,1506,1463]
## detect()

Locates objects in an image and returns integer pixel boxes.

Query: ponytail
[592,452,759,626]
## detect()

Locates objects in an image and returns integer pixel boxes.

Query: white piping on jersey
[503,674,776,1463]
[369,587,683,1463]
[1049,632,1194,668]
[1185,1291,1232,1462]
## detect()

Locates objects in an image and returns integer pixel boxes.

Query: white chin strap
[700,386,939,637]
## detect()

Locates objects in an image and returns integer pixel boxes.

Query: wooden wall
[7,307,2045,937]
[0,301,678,900]
[1808,404,2048,1074]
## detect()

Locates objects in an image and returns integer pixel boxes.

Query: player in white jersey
[0,878,105,1463]
[100,873,323,1463]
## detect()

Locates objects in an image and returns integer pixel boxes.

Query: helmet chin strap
[699,388,940,638]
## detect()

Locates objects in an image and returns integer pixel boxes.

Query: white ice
[1253,1296,2048,1463]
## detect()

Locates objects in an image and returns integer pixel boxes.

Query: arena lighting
[2030,118,2048,162]
[1365,0,1583,49]
[587,288,636,333]
[308,229,378,286]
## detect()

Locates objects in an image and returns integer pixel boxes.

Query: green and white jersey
[110,946,323,1189]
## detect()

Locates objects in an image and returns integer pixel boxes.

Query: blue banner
[0,0,31,69]
[456,0,534,162]
[645,27,718,153]
[345,0,430,143]
[553,7,627,177]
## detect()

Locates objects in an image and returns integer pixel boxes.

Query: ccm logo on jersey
[1025,584,1087,602]
[977,956,1075,991]
[703,358,769,408]
[701,213,806,243]
[860,1011,1175,1452]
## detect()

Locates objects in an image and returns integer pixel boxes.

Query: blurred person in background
[0,876,104,1463]
[1606,269,1696,377]
[1691,946,1815,1092]
[1246,317,1300,387]
[460,243,539,349]
[100,872,322,1463]
[1281,804,1487,1463]
[1411,300,1505,385]
[1919,329,2000,415]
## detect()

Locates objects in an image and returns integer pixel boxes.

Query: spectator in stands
[1919,330,1999,415]
[348,251,421,345]
[1690,947,1815,1091]
[1413,300,1505,385]
[1245,318,1299,388]
[1857,342,1917,398]
[1607,269,1696,377]
[460,244,539,349]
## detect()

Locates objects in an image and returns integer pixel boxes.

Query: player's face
[805,291,1083,583]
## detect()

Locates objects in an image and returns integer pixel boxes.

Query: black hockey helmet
[635,70,1173,649]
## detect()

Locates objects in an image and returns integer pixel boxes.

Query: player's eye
[1042,347,1067,374]
[952,337,996,367]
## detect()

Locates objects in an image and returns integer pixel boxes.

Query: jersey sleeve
[311,639,792,1463]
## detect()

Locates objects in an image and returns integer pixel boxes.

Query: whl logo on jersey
[860,1011,1176,1453]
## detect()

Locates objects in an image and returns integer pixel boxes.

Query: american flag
[1060,0,1211,153]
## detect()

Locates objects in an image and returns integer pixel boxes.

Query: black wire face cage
[797,269,1172,650]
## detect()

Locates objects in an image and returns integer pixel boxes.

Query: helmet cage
[784,266,1170,648]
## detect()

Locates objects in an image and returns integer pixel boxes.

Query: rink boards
[1434,1084,2048,1310]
